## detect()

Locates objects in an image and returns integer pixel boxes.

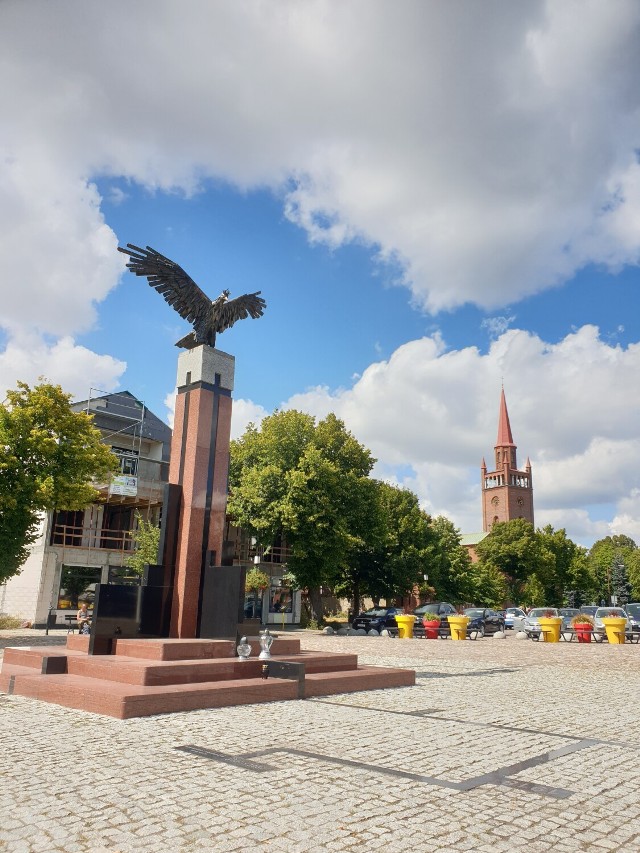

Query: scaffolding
[79,388,165,517]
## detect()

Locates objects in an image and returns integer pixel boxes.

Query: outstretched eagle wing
[117,244,211,327]
[214,292,266,333]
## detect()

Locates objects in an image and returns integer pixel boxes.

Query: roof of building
[460,532,489,547]
[495,386,515,447]
[71,390,172,457]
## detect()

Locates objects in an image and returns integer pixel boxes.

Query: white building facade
[0,391,171,627]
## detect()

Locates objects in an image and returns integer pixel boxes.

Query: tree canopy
[475,519,555,605]
[229,408,640,615]
[473,522,640,607]
[425,515,476,604]
[588,535,639,604]
[339,481,433,612]
[228,410,377,617]
[0,381,118,582]
[229,408,511,615]
[125,514,161,576]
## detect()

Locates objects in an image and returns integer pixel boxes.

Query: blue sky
[1,1,639,547]
[91,178,637,416]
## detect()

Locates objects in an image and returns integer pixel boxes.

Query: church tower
[481,388,534,532]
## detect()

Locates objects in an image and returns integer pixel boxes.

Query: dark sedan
[463,608,505,637]
[559,608,581,631]
[351,607,405,633]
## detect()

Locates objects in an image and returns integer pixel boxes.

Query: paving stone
[2,628,640,850]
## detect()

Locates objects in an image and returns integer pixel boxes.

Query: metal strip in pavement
[176,742,582,799]
[312,699,640,748]
[175,744,273,772]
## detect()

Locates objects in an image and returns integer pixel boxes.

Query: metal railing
[49,523,135,554]
[232,540,293,565]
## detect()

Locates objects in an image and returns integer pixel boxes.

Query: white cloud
[482,316,517,340]
[231,399,269,440]
[610,490,640,542]
[1,0,639,323]
[1,2,639,548]
[0,335,125,401]
[163,389,177,430]
[266,326,640,547]
[0,162,123,337]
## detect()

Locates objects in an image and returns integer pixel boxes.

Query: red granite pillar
[168,346,234,638]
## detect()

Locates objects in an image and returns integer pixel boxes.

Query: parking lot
[1,628,640,852]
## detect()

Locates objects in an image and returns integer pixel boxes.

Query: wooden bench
[558,627,640,643]
[388,624,472,639]
[63,611,93,634]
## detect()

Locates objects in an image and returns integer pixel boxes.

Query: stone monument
[117,243,266,638]
[0,243,416,716]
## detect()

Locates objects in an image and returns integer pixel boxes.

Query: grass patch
[0,615,24,629]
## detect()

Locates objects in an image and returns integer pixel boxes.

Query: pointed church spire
[481,386,533,532]
[496,386,515,446]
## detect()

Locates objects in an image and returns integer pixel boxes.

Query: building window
[57,565,102,609]
[244,591,263,619]
[111,446,139,476]
[269,585,293,613]
[50,510,84,546]
[100,505,134,550]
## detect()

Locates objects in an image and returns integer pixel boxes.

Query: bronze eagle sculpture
[117,243,266,349]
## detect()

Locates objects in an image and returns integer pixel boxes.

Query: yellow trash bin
[395,614,416,639]
[447,615,470,640]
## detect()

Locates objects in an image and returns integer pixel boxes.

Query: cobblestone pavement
[2,629,640,852]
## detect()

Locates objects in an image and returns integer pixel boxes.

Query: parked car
[412,602,457,636]
[559,608,581,632]
[463,608,505,637]
[522,607,559,637]
[413,602,456,622]
[625,603,640,632]
[504,607,526,629]
[593,607,630,635]
[351,607,405,633]
[578,606,598,618]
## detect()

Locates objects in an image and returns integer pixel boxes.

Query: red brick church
[462,388,534,561]
[481,387,534,531]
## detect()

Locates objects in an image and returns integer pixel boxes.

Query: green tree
[521,573,546,608]
[475,519,554,603]
[228,410,376,619]
[244,568,270,592]
[340,482,432,613]
[426,516,476,605]
[628,550,640,601]
[537,525,594,605]
[126,513,161,576]
[561,545,596,607]
[472,561,508,607]
[588,535,638,604]
[611,555,632,605]
[0,381,118,583]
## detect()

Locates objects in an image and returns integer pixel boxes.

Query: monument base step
[0,636,415,718]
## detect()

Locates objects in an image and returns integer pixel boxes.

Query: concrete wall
[0,515,50,621]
